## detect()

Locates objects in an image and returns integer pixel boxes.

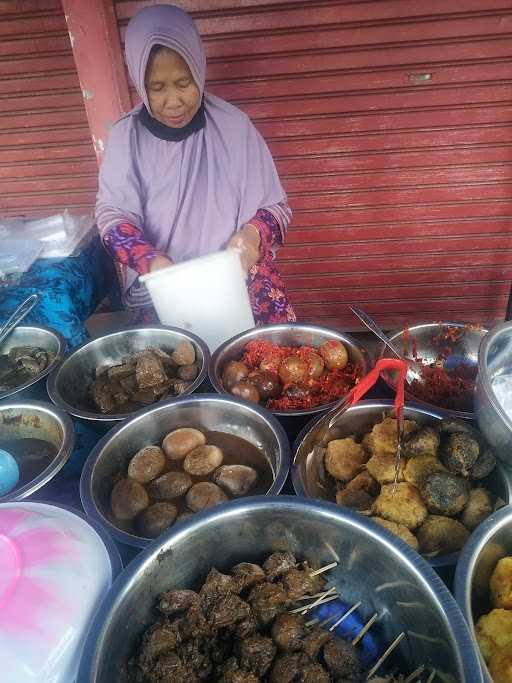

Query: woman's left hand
[227,224,261,273]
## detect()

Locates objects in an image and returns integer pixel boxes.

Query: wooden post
[61,0,131,163]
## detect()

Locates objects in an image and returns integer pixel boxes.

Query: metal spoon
[349,305,422,383]
[0,294,40,347]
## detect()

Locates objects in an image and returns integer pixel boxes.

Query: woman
[96,4,296,325]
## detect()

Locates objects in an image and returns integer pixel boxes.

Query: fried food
[403,455,446,488]
[422,472,470,516]
[372,482,427,530]
[490,557,512,609]
[404,426,440,458]
[416,515,469,555]
[336,488,374,511]
[441,432,480,478]
[366,454,405,484]
[461,488,493,531]
[476,609,512,663]
[365,417,418,457]
[345,470,379,497]
[324,437,368,482]
[372,517,419,551]
[489,643,512,683]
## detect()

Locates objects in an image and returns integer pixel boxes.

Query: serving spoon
[349,305,423,384]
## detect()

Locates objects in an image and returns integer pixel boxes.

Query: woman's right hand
[149,255,174,272]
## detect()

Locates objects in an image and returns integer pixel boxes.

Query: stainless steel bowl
[80,393,290,548]
[47,325,210,422]
[380,322,488,420]
[0,325,65,401]
[292,399,511,567]
[476,321,512,465]
[0,400,75,502]
[77,496,482,683]
[209,323,372,417]
[455,505,512,683]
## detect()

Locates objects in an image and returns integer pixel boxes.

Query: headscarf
[96,4,286,301]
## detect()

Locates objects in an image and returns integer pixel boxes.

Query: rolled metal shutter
[116,0,512,329]
[0,0,96,218]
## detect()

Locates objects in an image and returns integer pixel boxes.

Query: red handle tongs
[327,358,408,484]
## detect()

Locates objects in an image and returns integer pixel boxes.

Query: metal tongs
[0,294,40,347]
[323,357,408,485]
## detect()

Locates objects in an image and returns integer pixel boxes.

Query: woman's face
[145,47,201,128]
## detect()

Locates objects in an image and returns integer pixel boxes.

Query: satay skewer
[309,561,338,577]
[404,664,425,682]
[328,600,363,632]
[365,632,406,680]
[289,586,337,614]
[352,612,379,645]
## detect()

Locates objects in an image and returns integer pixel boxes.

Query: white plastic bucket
[140,249,255,352]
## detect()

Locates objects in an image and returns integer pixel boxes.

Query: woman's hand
[149,255,174,273]
[227,224,261,273]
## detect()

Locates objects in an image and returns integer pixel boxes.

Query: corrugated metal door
[0,0,96,217]
[116,0,512,329]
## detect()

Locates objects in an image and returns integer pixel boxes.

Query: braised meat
[208,593,251,629]
[248,582,289,625]
[137,620,179,676]
[301,626,332,659]
[271,612,306,652]
[157,589,200,615]
[323,637,361,679]
[235,634,276,676]
[217,658,260,683]
[281,567,325,601]
[231,562,266,592]
[264,552,297,581]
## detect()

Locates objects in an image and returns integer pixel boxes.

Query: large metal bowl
[380,322,488,420]
[0,400,75,502]
[77,496,482,682]
[47,325,210,422]
[476,320,512,466]
[0,325,65,401]
[209,323,372,417]
[455,505,512,683]
[80,393,290,548]
[292,399,511,567]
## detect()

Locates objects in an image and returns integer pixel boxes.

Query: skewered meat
[248,582,289,625]
[301,626,332,659]
[323,637,361,679]
[157,589,200,615]
[235,634,276,676]
[231,562,266,592]
[264,552,297,580]
[271,612,306,651]
[281,567,325,601]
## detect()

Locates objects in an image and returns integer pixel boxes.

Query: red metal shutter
[0,0,96,218]
[116,0,512,329]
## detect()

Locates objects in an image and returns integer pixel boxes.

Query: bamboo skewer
[329,601,362,632]
[309,561,338,577]
[404,664,425,682]
[366,632,406,680]
[352,612,379,645]
[425,670,436,683]
[289,586,337,614]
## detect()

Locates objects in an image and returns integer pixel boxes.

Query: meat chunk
[300,662,331,683]
[208,593,251,629]
[263,552,297,580]
[281,567,325,601]
[269,652,312,683]
[177,638,212,680]
[176,604,210,640]
[157,589,200,615]
[248,582,289,625]
[217,658,260,683]
[236,634,276,676]
[135,351,168,389]
[235,614,258,639]
[137,620,179,675]
[271,612,306,651]
[301,626,332,659]
[231,562,266,592]
[200,568,238,611]
[323,637,361,679]
[149,652,198,682]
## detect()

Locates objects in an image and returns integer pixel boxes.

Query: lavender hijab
[96,4,286,299]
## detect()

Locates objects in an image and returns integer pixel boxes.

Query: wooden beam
[61,0,131,162]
